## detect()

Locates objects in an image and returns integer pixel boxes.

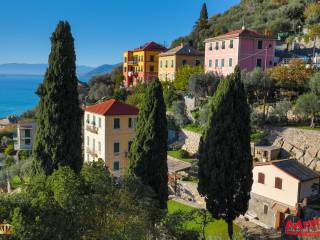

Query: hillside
[172,0,312,50]
[0,63,94,76]
[81,63,119,78]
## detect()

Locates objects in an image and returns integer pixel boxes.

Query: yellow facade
[158,54,204,82]
[84,112,137,176]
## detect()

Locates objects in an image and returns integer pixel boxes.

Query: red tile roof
[84,99,139,116]
[134,41,167,51]
[205,28,276,42]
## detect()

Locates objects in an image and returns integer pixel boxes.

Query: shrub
[179,149,189,159]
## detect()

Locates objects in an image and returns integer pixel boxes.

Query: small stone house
[247,159,320,229]
[254,145,281,162]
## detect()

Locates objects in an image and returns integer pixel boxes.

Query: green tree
[162,81,180,108]
[188,73,220,101]
[129,78,168,210]
[309,71,320,96]
[295,93,320,128]
[126,82,147,109]
[33,21,82,175]
[272,100,292,125]
[174,65,203,91]
[198,66,252,240]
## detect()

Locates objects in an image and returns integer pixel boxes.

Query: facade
[158,44,204,82]
[83,99,138,176]
[253,145,281,162]
[204,28,276,76]
[13,122,36,151]
[123,41,167,87]
[248,159,320,229]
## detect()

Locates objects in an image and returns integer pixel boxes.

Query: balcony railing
[127,60,138,65]
[86,125,99,134]
[86,147,98,158]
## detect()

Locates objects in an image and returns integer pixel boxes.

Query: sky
[0,0,239,67]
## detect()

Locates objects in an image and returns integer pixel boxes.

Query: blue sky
[0,0,239,67]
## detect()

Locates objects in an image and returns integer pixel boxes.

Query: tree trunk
[310,115,315,128]
[227,218,233,240]
[6,170,11,193]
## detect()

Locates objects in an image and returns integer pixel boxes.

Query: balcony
[86,124,99,134]
[127,60,138,65]
[86,147,98,158]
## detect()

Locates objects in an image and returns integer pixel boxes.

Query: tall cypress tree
[196,3,209,31]
[198,66,252,240]
[129,78,168,210]
[33,21,82,175]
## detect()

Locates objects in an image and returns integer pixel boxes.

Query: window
[128,140,133,151]
[215,42,219,50]
[160,60,162,68]
[230,40,234,48]
[25,129,31,138]
[195,60,201,66]
[172,73,174,80]
[221,59,225,67]
[113,161,120,171]
[113,142,120,155]
[98,141,101,152]
[258,173,265,184]
[256,59,262,67]
[124,57,127,63]
[87,154,89,161]
[92,115,96,126]
[25,139,31,145]
[159,74,162,80]
[264,205,268,214]
[275,177,282,189]
[141,66,144,72]
[141,56,144,61]
[269,60,273,66]
[113,118,120,129]
[209,43,213,51]
[86,114,90,123]
[165,60,168,68]
[150,65,154,72]
[182,59,187,65]
[124,67,127,72]
[98,118,101,128]
[209,59,212,67]
[269,43,272,48]
[171,59,174,68]
[258,40,263,49]
[93,138,95,151]
[222,41,225,49]
[150,55,154,62]
[215,59,219,67]
[87,136,89,146]
[229,58,232,67]
[128,117,136,128]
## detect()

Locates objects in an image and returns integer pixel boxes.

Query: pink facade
[205,29,276,76]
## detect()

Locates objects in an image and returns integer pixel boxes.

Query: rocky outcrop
[179,129,201,155]
[267,127,320,171]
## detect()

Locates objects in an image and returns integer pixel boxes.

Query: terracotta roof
[159,44,204,57]
[134,41,167,51]
[255,159,320,182]
[205,28,276,42]
[84,99,139,116]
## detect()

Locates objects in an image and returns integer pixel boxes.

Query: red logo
[285,219,320,236]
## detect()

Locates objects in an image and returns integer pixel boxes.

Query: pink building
[204,28,276,76]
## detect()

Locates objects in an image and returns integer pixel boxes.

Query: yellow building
[158,44,204,81]
[123,41,167,87]
[84,99,138,176]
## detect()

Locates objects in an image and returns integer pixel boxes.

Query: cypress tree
[33,21,82,175]
[129,78,168,210]
[198,66,253,240]
[196,3,209,31]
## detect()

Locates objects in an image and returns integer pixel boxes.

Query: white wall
[252,165,300,207]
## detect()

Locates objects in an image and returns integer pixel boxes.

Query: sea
[0,75,42,118]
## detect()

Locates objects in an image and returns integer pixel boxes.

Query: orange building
[123,41,167,87]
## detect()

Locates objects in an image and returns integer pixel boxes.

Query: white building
[13,123,36,151]
[248,159,320,229]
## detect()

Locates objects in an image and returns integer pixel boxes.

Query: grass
[168,200,243,239]
[167,150,193,163]
[183,123,202,134]
[288,124,320,131]
[11,175,22,188]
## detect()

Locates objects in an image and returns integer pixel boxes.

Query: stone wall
[178,129,201,155]
[267,127,320,171]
